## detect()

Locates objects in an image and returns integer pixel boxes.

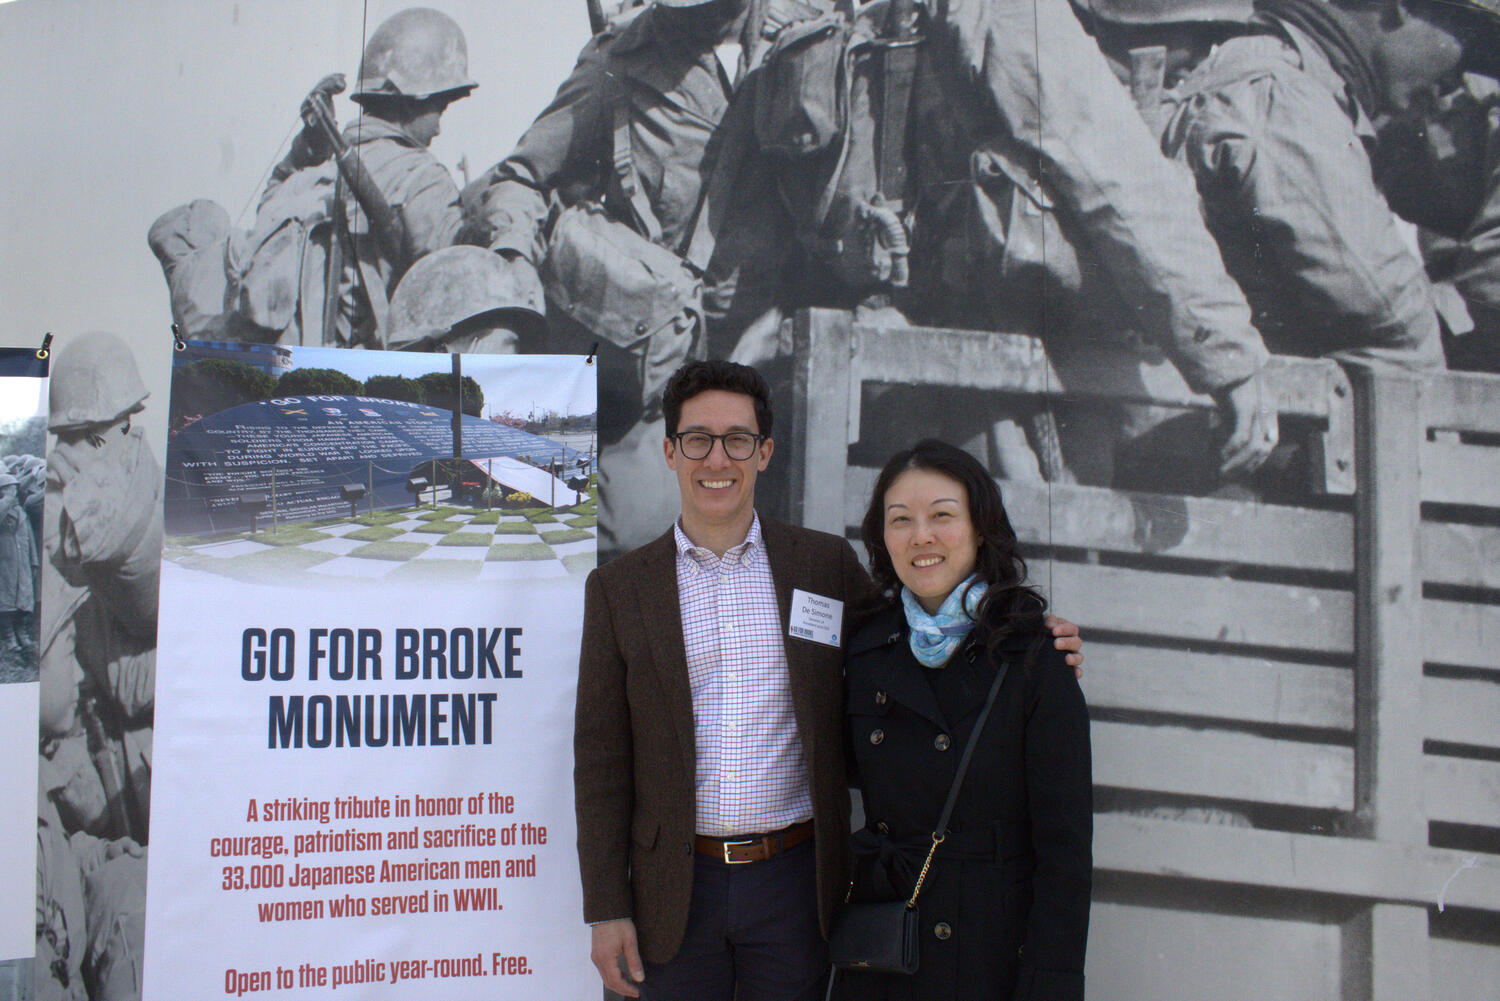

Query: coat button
[934,734,951,751]
[875,821,889,834]
[886,632,901,644]
[870,729,885,745]
[933,922,952,940]
[874,690,887,705]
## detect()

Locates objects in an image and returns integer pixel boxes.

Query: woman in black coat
[839,439,1092,1001]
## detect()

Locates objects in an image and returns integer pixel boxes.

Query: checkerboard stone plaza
[164,508,597,583]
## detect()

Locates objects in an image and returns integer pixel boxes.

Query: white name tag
[789,589,844,648]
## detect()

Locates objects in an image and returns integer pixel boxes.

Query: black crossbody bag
[826,657,1011,981]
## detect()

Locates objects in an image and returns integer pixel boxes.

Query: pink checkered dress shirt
[674,514,813,838]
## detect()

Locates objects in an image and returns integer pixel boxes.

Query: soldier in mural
[149,7,479,349]
[36,607,147,1001]
[35,332,161,1001]
[1158,0,1487,373]
[1378,50,1500,371]
[0,471,39,668]
[715,0,1279,490]
[465,0,824,557]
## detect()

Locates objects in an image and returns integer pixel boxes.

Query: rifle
[303,90,412,279]
[320,173,348,346]
[586,0,606,35]
[81,695,140,842]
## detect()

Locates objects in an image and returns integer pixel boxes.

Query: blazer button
[886,632,901,645]
[933,922,952,940]
[874,690,887,705]
[934,733,951,751]
[870,729,885,745]
[875,821,889,834]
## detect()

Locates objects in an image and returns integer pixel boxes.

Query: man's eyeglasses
[671,432,765,461]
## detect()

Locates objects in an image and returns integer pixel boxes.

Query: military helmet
[352,8,478,103]
[48,331,150,432]
[656,0,722,6]
[387,246,546,349]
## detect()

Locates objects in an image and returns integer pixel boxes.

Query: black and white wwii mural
[2,0,1497,998]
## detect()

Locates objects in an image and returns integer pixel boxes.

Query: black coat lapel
[855,607,950,733]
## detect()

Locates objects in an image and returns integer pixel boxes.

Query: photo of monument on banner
[162,344,596,583]
[144,346,595,999]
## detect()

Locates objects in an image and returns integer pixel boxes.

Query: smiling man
[572,360,1082,1000]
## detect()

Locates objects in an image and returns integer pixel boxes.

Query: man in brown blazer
[574,360,1081,999]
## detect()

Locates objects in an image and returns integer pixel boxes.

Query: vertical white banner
[144,348,595,999]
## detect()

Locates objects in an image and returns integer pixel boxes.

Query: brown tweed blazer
[574,516,881,964]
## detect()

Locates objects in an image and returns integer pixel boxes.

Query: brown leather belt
[694,820,815,864]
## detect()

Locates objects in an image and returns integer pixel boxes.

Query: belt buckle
[721,837,757,864]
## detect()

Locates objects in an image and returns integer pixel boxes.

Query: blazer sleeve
[1015,642,1093,1001]
[573,568,636,924]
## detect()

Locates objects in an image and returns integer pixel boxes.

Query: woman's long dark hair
[860,439,1047,658]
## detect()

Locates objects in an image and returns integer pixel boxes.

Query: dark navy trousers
[640,839,829,1001]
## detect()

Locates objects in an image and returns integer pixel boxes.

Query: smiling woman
[837,439,1093,1001]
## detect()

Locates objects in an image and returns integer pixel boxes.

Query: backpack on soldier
[753,7,912,294]
[224,165,339,343]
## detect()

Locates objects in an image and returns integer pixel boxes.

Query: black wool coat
[839,603,1092,1001]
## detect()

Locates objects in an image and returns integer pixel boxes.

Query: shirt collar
[673,511,763,570]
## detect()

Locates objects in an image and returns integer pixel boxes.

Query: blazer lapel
[630,531,697,783]
[761,519,796,650]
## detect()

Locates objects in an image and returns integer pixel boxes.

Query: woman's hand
[1044,614,1083,678]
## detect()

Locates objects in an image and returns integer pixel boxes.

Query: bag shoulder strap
[906,654,1010,908]
[609,80,665,245]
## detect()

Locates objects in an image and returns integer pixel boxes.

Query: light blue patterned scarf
[901,575,988,668]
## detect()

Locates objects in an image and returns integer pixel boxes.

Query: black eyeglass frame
[670,431,767,461]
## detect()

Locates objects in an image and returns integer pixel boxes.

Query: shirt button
[933,922,952,940]
[727,673,737,682]
[726,722,736,730]
[934,734,951,751]
[874,691,887,705]
[870,729,885,746]
[726,773,736,781]
[724,624,734,633]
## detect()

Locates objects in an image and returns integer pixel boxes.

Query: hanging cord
[1027,0,1056,602]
